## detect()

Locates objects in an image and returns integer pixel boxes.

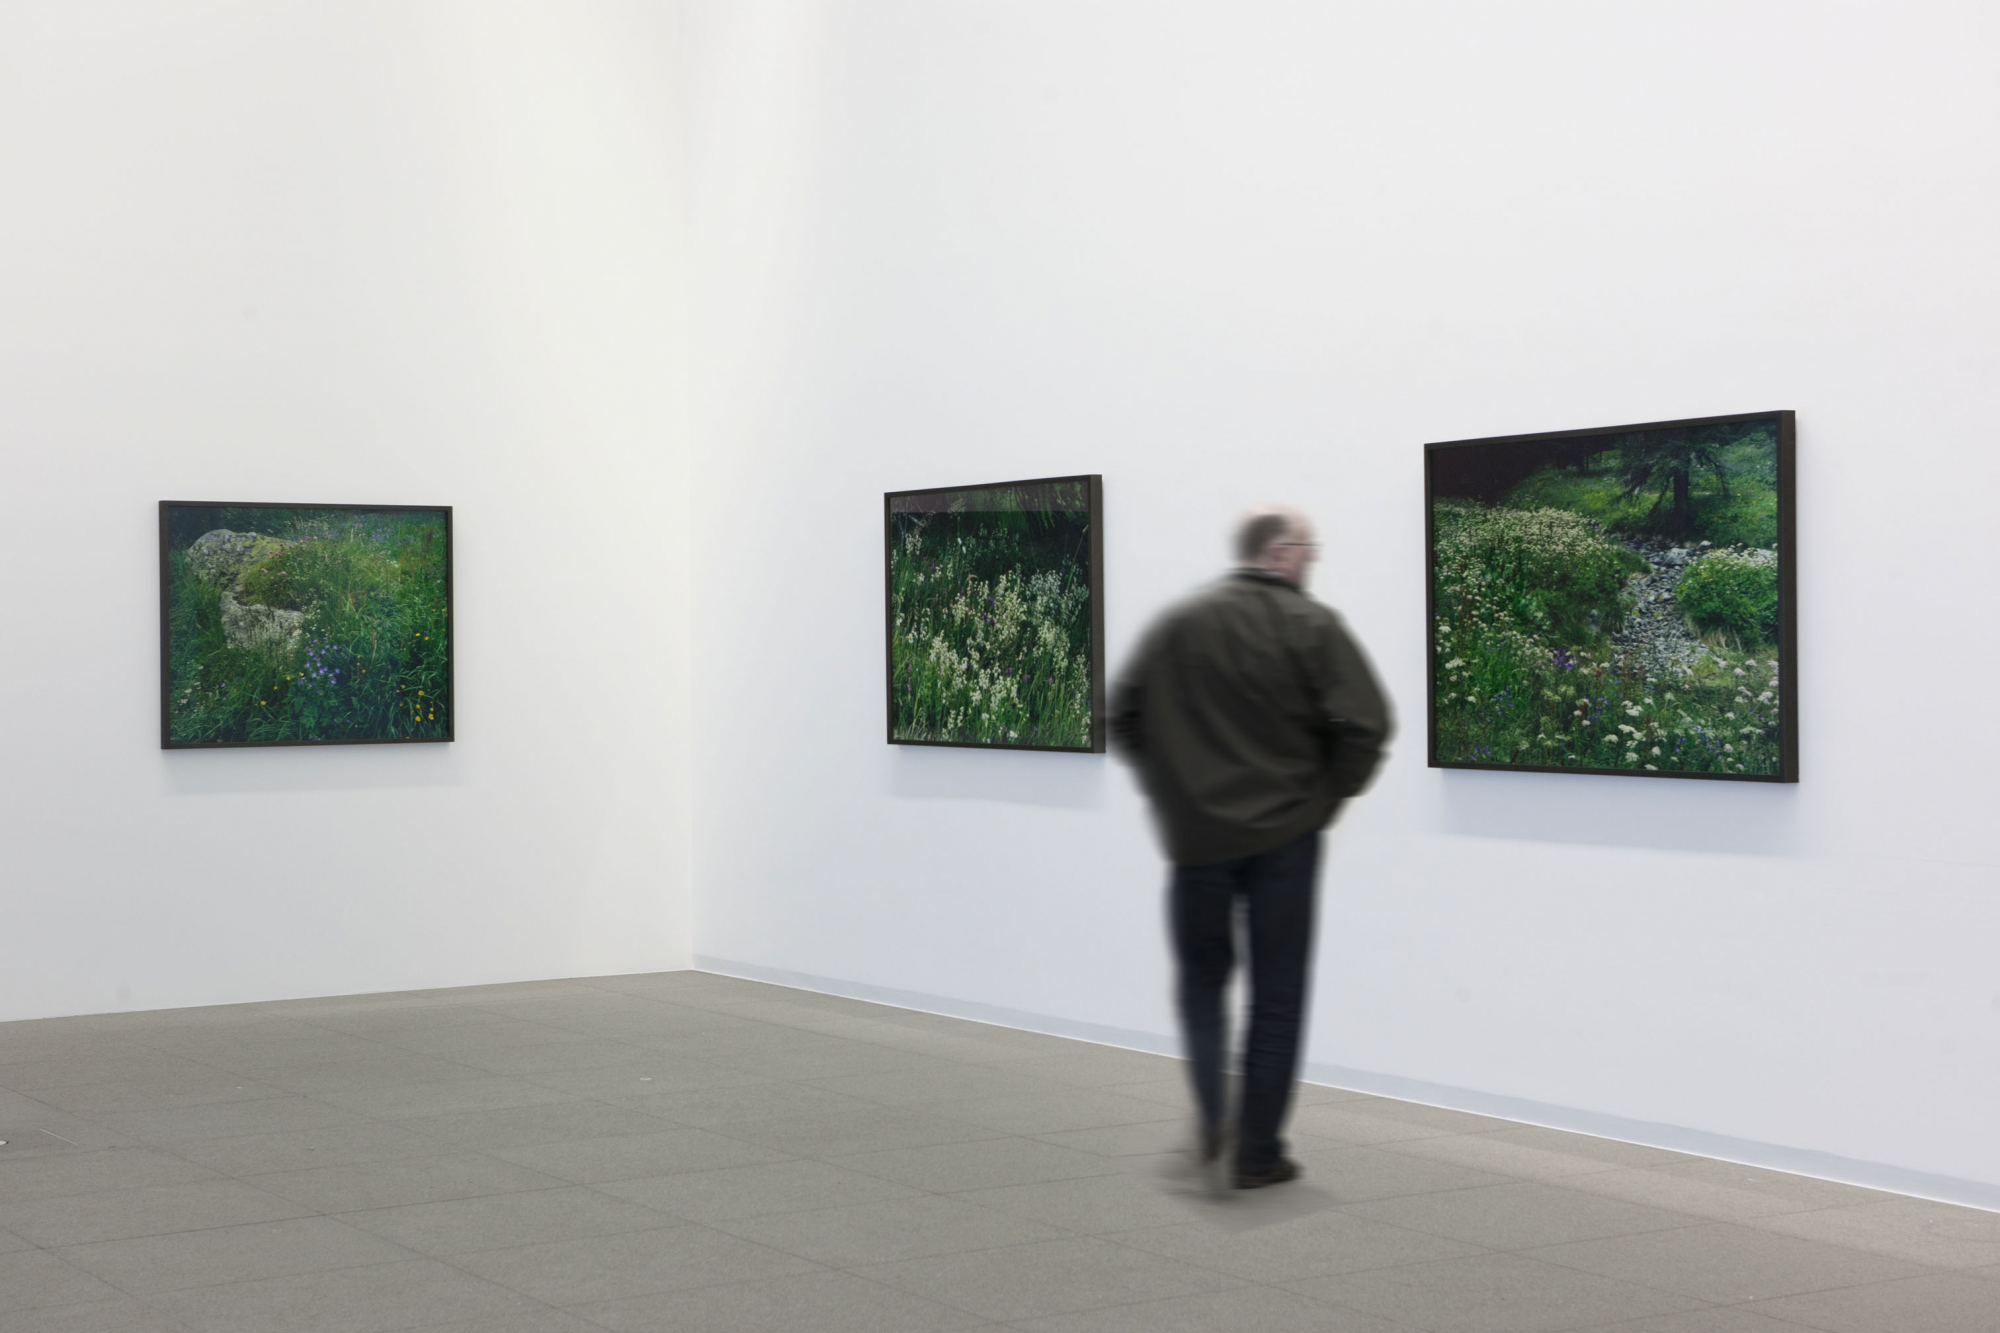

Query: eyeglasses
[1275,541,1321,551]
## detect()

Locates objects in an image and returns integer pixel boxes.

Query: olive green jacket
[1110,570,1392,866]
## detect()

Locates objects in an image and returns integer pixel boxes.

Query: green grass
[1433,635,1783,775]
[165,510,449,745]
[1507,438,1778,549]
[1432,499,1781,776]
[889,503,1092,747]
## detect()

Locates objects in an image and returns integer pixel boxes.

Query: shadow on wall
[890,744,1109,810]
[163,744,462,796]
[1436,766,1800,857]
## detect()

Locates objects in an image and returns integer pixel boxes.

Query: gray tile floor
[0,972,1995,1332]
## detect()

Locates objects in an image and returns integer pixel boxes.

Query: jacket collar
[1233,567,1300,591]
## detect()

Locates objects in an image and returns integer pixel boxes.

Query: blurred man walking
[1111,505,1391,1188]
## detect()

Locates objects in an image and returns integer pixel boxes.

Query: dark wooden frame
[884,474,1105,753]
[159,500,455,750]
[1424,412,1796,783]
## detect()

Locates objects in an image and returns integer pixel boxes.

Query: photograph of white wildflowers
[1427,413,1794,780]
[886,475,1102,751]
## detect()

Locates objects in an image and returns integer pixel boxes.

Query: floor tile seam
[1331,1184,1720,1244]
[460,1012,727,1047]
[1368,1137,1631,1181]
[420,1223,838,1306]
[265,1005,493,1036]
[0,1057,250,1095]
[90,1083,435,1141]
[51,1234,441,1304]
[0,1164,320,1224]
[235,1025,572,1081]
[3,1199,339,1251]
[339,1213,697,1261]
[320,1180,686,1229]
[0,1085,125,1138]
[0,1241,146,1313]
[173,1140,444,1182]
[304,1140,600,1195]
[138,1253,587,1328]
[512,1066,778,1109]
[816,1139,1124,1187]
[835,1249,1262,1323]
[28,1068,324,1105]
[1267,1271,1574,1332]
[1092,1212,1513,1281]
[362,1016,651,1051]
[974,1279,1369,1331]
[677,1113,1020,1162]
[18,1288,200,1333]
[1331,1211,1716,1254]
[1722,1195,1960,1233]
[1507,1234,1956,1303]
[1249,1278,1446,1333]
[735,1223,1081,1271]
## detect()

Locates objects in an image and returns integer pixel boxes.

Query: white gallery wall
[0,1,694,1019]
[684,2,2000,1204]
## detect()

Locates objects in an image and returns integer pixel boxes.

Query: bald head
[1235,504,1317,587]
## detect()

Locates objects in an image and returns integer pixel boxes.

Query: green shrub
[1433,502,1642,647]
[1677,550,1778,642]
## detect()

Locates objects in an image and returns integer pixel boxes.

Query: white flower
[1443,658,1466,670]
[1733,668,1745,677]
[1723,743,1734,752]
[1651,746,1661,756]
[1724,711,1735,720]
[1644,764,1658,770]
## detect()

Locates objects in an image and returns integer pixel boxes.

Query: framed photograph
[886,474,1104,752]
[1426,412,1795,782]
[160,501,453,749]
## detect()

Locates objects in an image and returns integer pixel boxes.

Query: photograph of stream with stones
[161,504,450,746]
[1429,416,1787,778]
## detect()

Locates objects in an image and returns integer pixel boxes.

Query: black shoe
[1234,1158,1300,1189]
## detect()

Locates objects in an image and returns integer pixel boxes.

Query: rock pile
[1610,538,1716,680]
[186,528,305,651]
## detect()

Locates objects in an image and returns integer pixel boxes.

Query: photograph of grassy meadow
[160,502,452,748]
[886,475,1104,752]
[1427,412,1795,781]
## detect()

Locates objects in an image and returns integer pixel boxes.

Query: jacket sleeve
[1107,624,1156,761]
[1312,611,1394,798]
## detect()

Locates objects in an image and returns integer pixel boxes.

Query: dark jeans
[1169,829,1321,1172]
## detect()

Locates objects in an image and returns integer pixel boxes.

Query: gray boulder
[186,528,305,650]
[186,530,279,587]
[220,590,305,650]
